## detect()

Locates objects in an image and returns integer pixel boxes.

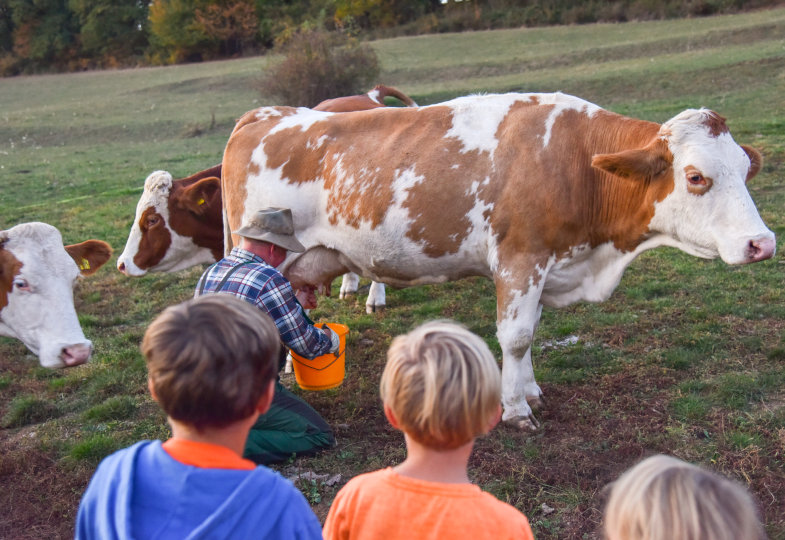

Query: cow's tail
[373,85,418,108]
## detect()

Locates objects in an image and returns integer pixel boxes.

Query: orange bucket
[290,323,349,391]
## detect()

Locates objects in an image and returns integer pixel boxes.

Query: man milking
[196,207,339,463]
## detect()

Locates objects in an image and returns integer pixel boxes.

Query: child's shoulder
[475,490,532,527]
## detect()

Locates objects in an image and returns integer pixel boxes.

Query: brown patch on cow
[703,110,730,137]
[168,170,224,260]
[64,240,113,276]
[683,165,713,196]
[0,248,23,311]
[132,207,172,270]
[490,104,672,293]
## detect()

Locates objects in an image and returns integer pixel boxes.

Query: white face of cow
[0,223,93,368]
[650,109,775,264]
[117,171,216,276]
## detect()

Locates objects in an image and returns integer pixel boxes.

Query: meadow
[1,7,785,538]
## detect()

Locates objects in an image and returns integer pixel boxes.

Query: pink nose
[745,236,776,263]
[118,261,126,274]
[61,343,92,367]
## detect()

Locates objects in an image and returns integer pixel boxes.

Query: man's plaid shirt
[195,247,332,359]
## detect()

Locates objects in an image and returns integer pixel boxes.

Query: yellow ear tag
[197,198,205,205]
[79,258,91,271]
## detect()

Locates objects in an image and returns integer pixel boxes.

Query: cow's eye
[687,172,705,185]
[13,278,29,291]
[146,215,160,228]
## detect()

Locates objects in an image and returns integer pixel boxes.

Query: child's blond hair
[142,294,280,431]
[604,454,765,540]
[380,320,501,450]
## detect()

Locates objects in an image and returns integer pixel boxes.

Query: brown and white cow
[117,85,419,311]
[313,84,417,112]
[220,92,775,429]
[117,164,223,275]
[0,222,112,368]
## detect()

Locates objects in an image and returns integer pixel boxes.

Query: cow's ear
[741,145,762,183]
[181,176,221,215]
[592,141,672,181]
[65,240,113,276]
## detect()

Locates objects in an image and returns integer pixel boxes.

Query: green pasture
[2,8,785,538]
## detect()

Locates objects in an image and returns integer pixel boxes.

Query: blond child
[75,294,322,539]
[603,454,765,540]
[323,320,534,540]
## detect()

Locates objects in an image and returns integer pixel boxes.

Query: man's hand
[322,326,340,354]
[295,285,318,309]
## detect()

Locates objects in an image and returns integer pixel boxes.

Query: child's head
[142,294,280,431]
[380,320,501,450]
[604,454,765,540]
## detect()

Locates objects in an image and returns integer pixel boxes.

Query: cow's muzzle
[744,236,776,264]
[60,343,92,367]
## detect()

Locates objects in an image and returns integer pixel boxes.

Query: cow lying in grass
[117,85,418,312]
[0,222,112,368]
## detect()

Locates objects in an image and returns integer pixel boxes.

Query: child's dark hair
[142,294,280,430]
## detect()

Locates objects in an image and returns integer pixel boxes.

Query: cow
[116,84,419,311]
[1,222,112,368]
[313,84,417,112]
[219,92,775,430]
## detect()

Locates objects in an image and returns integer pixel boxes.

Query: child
[603,454,765,540]
[75,294,323,539]
[323,320,534,540]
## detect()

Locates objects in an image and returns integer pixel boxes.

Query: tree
[69,0,148,64]
[194,0,259,56]
[148,0,212,63]
[8,0,79,70]
[333,0,439,29]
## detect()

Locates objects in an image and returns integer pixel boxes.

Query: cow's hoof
[366,304,385,314]
[526,393,545,411]
[339,291,356,300]
[504,413,540,431]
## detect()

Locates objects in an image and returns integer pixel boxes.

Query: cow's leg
[365,281,386,314]
[339,272,360,299]
[495,274,547,431]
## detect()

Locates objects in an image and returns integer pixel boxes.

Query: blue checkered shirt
[195,247,332,359]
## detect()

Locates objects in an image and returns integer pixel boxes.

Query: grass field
[2,7,785,539]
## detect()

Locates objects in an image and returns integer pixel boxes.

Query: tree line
[0,0,778,76]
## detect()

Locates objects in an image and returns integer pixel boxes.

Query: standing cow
[1,222,112,368]
[220,92,775,429]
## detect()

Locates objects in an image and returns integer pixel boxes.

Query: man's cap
[233,208,306,253]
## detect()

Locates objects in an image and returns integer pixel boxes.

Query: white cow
[0,222,112,368]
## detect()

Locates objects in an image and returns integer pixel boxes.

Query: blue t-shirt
[75,440,323,539]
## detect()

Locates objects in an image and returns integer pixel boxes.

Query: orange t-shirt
[161,438,256,470]
[323,468,535,540]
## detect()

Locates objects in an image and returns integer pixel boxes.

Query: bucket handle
[291,350,345,371]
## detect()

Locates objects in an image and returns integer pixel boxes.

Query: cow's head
[0,222,112,368]
[117,168,223,276]
[592,109,775,265]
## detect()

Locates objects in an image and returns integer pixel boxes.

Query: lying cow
[117,85,419,311]
[313,84,417,112]
[1,222,112,368]
[220,92,775,430]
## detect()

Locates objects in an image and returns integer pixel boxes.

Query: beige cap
[232,208,306,253]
